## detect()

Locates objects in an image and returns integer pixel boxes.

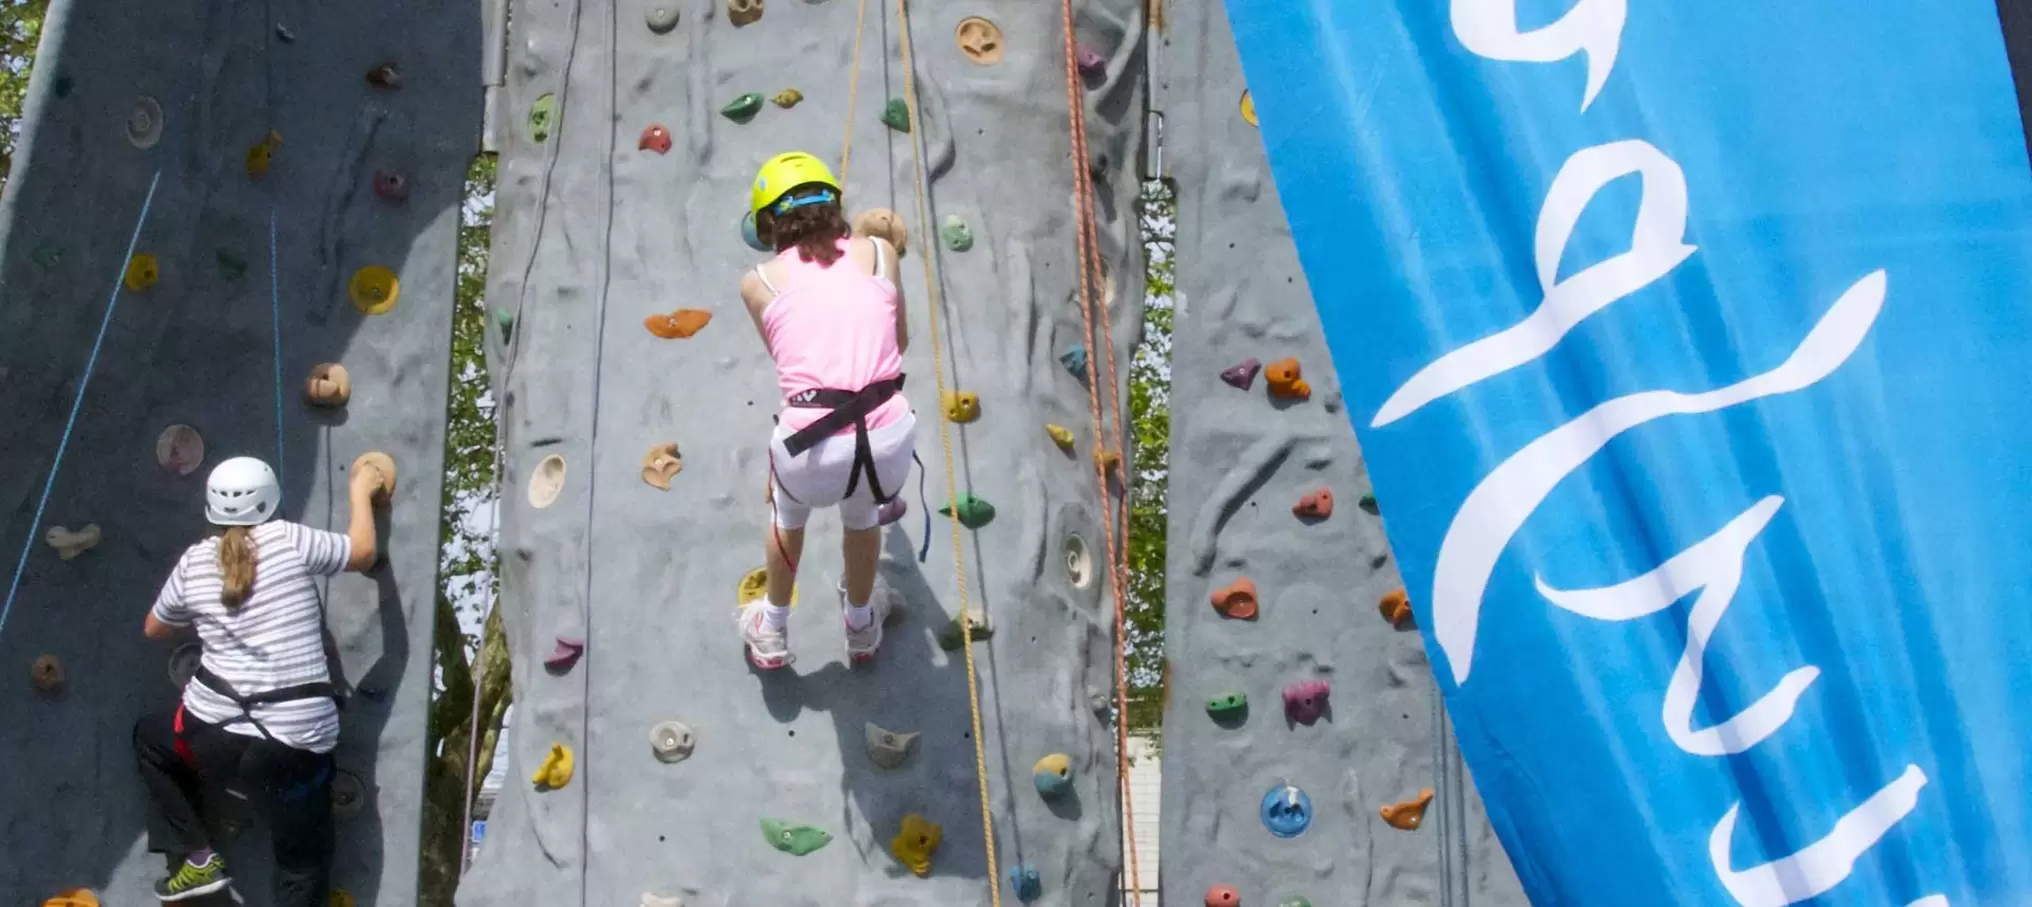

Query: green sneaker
[155,853,232,901]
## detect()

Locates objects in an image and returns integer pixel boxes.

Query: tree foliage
[0,0,48,190]
[1124,180,1175,733]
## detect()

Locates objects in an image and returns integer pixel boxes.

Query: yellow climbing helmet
[751,151,841,217]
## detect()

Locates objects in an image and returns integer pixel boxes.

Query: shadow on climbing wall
[0,0,479,902]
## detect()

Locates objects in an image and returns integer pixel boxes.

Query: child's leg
[841,525,879,608]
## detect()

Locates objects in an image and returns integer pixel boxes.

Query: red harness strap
[172,703,197,766]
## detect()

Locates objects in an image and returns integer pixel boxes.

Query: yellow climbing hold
[329,891,356,907]
[349,265,400,315]
[888,813,943,877]
[124,253,159,292]
[737,566,799,608]
[42,888,98,907]
[1045,424,1074,450]
[1240,89,1258,127]
[532,743,575,790]
[942,390,980,423]
[246,129,282,178]
[772,89,803,108]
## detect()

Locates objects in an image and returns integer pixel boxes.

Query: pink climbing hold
[878,498,907,527]
[545,637,585,673]
[1221,359,1261,390]
[1075,43,1106,78]
[373,170,410,202]
[1283,679,1330,725]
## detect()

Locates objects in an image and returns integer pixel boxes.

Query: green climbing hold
[722,93,764,123]
[939,215,972,252]
[760,819,832,855]
[1358,492,1378,514]
[31,243,60,269]
[937,612,994,651]
[529,93,557,143]
[216,249,247,280]
[881,98,910,133]
[1206,692,1248,722]
[496,308,515,340]
[1277,899,1314,907]
[938,493,994,529]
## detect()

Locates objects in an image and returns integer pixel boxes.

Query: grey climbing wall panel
[457,0,1145,903]
[0,0,477,902]
[1155,4,1529,905]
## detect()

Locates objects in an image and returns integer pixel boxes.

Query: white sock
[762,601,791,631]
[845,600,874,630]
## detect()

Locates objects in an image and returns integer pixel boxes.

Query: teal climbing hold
[760,819,832,855]
[722,93,764,123]
[937,612,994,650]
[939,215,973,252]
[496,308,515,341]
[1060,345,1088,378]
[529,93,557,143]
[881,98,910,132]
[1009,865,1042,901]
[31,243,60,269]
[741,211,769,251]
[938,493,994,528]
[216,249,247,280]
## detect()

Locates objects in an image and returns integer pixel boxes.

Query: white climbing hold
[1065,533,1092,589]
[642,894,686,907]
[331,770,365,818]
[127,97,163,148]
[528,454,566,509]
[650,721,697,763]
[44,525,100,560]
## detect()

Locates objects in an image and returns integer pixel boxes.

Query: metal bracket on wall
[480,0,511,151]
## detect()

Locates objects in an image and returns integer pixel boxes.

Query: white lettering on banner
[1451,0,1627,111]
[1371,140,1696,428]
[1709,765,1928,906]
[1908,897,1949,907]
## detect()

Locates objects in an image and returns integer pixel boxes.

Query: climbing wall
[0,0,477,903]
[457,0,1145,903]
[1154,4,1530,905]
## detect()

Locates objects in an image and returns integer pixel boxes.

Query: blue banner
[1225,2,2032,904]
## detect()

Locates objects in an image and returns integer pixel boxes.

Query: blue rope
[269,205,284,503]
[0,169,163,637]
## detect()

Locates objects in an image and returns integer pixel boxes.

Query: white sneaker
[841,577,898,665]
[737,600,792,669]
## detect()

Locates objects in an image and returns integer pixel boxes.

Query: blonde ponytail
[217,526,259,609]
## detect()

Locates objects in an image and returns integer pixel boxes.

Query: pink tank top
[758,236,908,435]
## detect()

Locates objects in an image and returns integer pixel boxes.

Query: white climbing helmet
[205,456,281,526]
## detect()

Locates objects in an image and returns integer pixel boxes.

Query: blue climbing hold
[742,210,770,252]
[1032,753,1073,799]
[1261,783,1313,838]
[1008,864,1042,901]
[1059,344,1088,378]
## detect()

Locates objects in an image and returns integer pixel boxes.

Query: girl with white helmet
[738,151,914,670]
[131,453,392,903]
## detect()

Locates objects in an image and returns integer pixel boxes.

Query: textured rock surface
[0,0,475,902]
[457,0,1144,903]
[1155,5,1526,906]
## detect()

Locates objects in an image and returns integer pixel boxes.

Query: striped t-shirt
[151,520,351,754]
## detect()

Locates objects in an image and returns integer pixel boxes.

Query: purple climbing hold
[1221,358,1261,390]
[1075,43,1106,78]
[879,498,908,526]
[1283,679,1330,725]
[545,637,585,674]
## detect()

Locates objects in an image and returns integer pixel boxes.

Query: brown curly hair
[757,185,850,267]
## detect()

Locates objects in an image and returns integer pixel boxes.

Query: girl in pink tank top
[736,151,917,671]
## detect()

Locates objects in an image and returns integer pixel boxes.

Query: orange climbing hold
[1379,588,1414,629]
[42,889,98,907]
[246,130,282,178]
[1381,788,1435,830]
[1293,488,1332,520]
[30,654,64,696]
[1211,578,1258,620]
[851,208,908,258]
[1265,358,1310,400]
[644,309,712,338]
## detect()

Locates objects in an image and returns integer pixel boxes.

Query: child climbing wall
[458,0,1147,904]
[0,0,478,903]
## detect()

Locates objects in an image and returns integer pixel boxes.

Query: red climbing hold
[1283,679,1330,725]
[373,170,410,202]
[639,124,672,154]
[1221,359,1261,390]
[545,637,585,673]
[1266,358,1311,401]
[1211,578,1258,620]
[1205,885,1241,907]
[1293,488,1332,520]
[366,63,402,90]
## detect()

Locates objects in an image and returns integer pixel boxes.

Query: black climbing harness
[189,666,342,748]
[780,374,908,505]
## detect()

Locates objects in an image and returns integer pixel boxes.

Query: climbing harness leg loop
[780,374,906,503]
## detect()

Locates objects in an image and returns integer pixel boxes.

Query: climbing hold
[736,566,798,606]
[644,308,712,338]
[1205,885,1241,907]
[772,89,803,108]
[1382,788,1436,830]
[41,888,97,907]
[881,98,910,132]
[721,92,764,123]
[351,452,398,502]
[1283,679,1330,725]
[349,265,400,315]
[529,94,557,143]
[646,6,679,32]
[331,770,364,818]
[1293,488,1332,520]
[1265,358,1310,400]
[127,96,163,148]
[216,249,247,280]
[544,637,585,673]
[1032,753,1073,799]
[1379,588,1415,629]
[727,0,762,27]
[155,424,206,475]
[1241,89,1258,126]
[939,214,973,251]
[1261,784,1313,838]
[888,814,942,877]
[1008,864,1042,901]
[1205,691,1248,723]
[305,363,352,408]
[1221,358,1261,390]
[1045,423,1075,451]
[1064,533,1091,588]
[1094,448,1121,477]
[168,642,202,688]
[863,722,920,768]
[274,23,295,42]
[938,492,994,528]
[650,720,696,763]
[30,655,64,696]
[852,208,909,256]
[942,390,980,423]
[638,124,671,154]
[365,63,402,90]
[124,253,159,292]
[31,243,60,269]
[1060,344,1088,377]
[760,819,832,855]
[937,611,993,650]
[878,497,907,526]
[246,130,282,178]
[1276,899,1313,907]
[531,744,575,790]
[373,170,411,202]
[528,454,566,509]
[44,525,99,561]
[496,308,515,341]
[1210,578,1258,620]
[51,76,72,98]
[641,895,685,907]
[641,442,683,490]
[1359,491,1379,514]
[956,17,1005,65]
[331,891,355,907]
[1075,42,1107,78]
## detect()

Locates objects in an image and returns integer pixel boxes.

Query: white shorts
[769,410,918,532]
